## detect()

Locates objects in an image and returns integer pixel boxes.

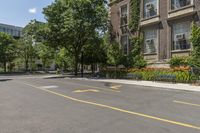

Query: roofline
[0,23,23,29]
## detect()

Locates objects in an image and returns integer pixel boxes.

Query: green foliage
[106,41,123,66]
[83,34,107,65]
[190,24,200,67]
[169,56,188,67]
[102,68,193,83]
[0,32,15,72]
[35,43,55,70]
[43,0,108,75]
[55,47,74,70]
[127,37,147,68]
[129,0,140,31]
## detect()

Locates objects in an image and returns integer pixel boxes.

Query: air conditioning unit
[146,39,154,44]
[121,14,127,19]
[146,39,156,53]
[176,34,185,40]
[146,3,154,10]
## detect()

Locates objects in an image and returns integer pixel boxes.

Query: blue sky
[0,0,55,27]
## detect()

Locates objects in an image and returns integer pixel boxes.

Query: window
[121,35,129,55]
[144,0,158,18]
[144,29,158,54]
[171,0,191,10]
[120,5,128,26]
[172,21,191,51]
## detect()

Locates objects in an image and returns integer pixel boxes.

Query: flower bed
[100,66,198,83]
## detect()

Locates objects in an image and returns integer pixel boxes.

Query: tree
[55,47,73,71]
[16,37,36,72]
[106,41,123,67]
[35,43,55,71]
[127,37,147,68]
[189,24,200,67]
[0,32,15,72]
[83,34,107,73]
[16,20,49,72]
[43,0,108,75]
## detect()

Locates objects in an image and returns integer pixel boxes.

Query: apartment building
[109,0,200,66]
[0,23,23,38]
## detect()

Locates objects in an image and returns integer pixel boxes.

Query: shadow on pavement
[0,79,12,82]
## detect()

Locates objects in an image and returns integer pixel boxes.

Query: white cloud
[29,8,37,14]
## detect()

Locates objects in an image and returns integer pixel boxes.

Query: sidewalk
[70,78,200,92]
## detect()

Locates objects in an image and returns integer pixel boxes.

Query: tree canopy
[43,0,108,75]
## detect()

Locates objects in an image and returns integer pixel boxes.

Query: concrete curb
[66,78,200,92]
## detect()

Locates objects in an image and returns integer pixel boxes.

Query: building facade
[109,0,200,66]
[0,23,23,38]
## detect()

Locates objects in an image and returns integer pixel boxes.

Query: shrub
[101,67,194,83]
[169,56,188,68]
[190,24,200,67]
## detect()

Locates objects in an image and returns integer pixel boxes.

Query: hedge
[100,67,199,83]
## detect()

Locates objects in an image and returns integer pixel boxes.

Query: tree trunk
[74,54,79,76]
[91,63,95,74]
[3,61,6,72]
[25,60,29,72]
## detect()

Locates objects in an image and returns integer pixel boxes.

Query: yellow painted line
[73,89,100,93]
[110,85,122,90]
[51,80,121,92]
[173,100,200,107]
[20,82,200,130]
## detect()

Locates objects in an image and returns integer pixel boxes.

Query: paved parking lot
[1,76,200,133]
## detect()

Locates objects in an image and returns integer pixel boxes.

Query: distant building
[0,23,23,38]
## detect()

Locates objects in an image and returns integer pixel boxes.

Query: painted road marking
[110,85,122,90]
[20,81,200,130]
[173,100,200,107]
[73,89,100,93]
[39,85,58,89]
[51,80,120,92]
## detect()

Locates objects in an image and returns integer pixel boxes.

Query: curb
[65,78,200,92]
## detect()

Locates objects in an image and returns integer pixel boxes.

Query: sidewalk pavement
[70,78,200,92]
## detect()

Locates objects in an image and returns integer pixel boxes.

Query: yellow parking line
[73,89,100,93]
[173,100,200,107]
[21,82,200,130]
[51,80,121,92]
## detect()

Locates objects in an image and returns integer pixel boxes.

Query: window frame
[143,0,159,19]
[120,34,129,55]
[171,21,191,51]
[143,28,158,54]
[169,0,193,11]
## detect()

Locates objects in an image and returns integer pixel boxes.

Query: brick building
[109,0,200,66]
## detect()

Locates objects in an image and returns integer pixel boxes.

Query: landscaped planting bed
[101,66,199,83]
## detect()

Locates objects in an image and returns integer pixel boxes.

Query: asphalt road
[1,76,200,133]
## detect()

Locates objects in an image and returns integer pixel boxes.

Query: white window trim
[171,21,192,51]
[143,29,159,55]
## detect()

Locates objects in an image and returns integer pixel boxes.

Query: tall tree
[17,20,49,72]
[0,32,15,72]
[43,0,108,75]
[83,34,107,73]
